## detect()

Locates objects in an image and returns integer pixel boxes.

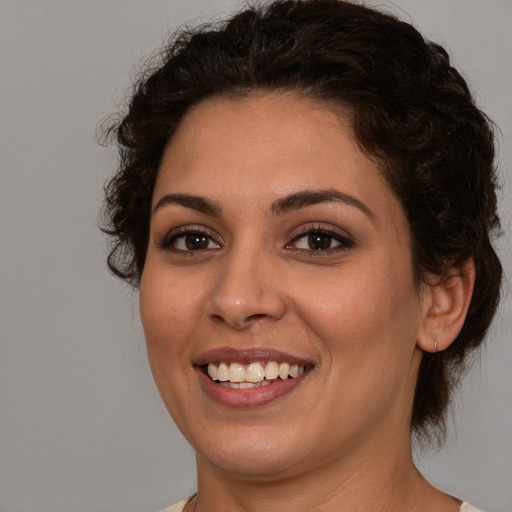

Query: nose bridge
[206,239,286,328]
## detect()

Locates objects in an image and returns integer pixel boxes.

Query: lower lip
[195,366,309,407]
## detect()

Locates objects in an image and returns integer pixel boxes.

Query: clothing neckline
[162,496,481,512]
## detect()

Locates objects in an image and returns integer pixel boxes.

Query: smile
[194,349,314,407]
[206,361,308,388]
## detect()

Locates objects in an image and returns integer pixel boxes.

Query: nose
[205,248,287,330]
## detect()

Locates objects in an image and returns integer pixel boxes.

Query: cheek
[140,264,204,334]
[139,269,204,421]
[139,268,201,377]
[291,260,421,359]
[292,265,422,422]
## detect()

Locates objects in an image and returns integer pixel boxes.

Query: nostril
[210,312,268,325]
[210,314,224,324]
[246,313,267,321]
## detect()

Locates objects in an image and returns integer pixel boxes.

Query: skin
[140,93,467,512]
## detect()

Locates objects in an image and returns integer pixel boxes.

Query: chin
[193,426,312,479]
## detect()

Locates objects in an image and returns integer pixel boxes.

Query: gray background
[0,1,510,511]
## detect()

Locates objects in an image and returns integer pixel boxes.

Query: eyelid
[157,224,222,251]
[155,223,353,253]
[286,224,354,251]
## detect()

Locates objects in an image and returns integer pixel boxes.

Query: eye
[287,228,353,252]
[158,228,221,252]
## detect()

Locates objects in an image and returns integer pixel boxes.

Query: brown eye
[308,232,333,250]
[185,234,209,250]
[159,229,221,252]
[287,228,354,252]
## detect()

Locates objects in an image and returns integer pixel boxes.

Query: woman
[102,1,502,511]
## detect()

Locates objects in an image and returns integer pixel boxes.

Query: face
[140,93,429,481]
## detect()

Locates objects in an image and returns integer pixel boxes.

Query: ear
[417,258,475,353]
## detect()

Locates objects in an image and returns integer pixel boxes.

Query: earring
[434,341,439,352]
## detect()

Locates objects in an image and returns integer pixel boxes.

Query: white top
[161,497,483,512]
[460,504,484,512]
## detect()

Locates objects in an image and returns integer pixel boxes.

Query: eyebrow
[152,193,222,217]
[271,189,375,222]
[152,189,375,222]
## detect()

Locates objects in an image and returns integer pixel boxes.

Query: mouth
[203,361,311,388]
[194,348,314,407]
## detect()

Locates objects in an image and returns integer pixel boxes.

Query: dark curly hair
[101,0,502,443]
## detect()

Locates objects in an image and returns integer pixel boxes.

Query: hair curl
[101,0,502,443]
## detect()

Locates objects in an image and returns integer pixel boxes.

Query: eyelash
[157,225,354,254]
[286,226,354,253]
[157,226,222,253]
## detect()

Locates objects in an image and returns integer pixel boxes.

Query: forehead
[154,92,396,220]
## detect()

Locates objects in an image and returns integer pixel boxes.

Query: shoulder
[159,502,185,512]
[159,495,194,512]
[460,502,484,512]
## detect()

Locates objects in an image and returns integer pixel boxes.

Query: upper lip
[194,347,315,366]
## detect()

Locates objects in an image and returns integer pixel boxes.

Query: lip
[193,347,314,408]
[195,365,311,407]
[194,347,313,366]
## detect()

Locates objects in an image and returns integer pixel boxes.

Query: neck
[191,431,437,512]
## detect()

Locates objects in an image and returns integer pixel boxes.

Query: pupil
[186,234,208,250]
[308,233,331,250]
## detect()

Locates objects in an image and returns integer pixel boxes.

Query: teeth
[245,362,265,382]
[207,363,217,380]
[278,362,290,380]
[223,381,241,389]
[219,380,272,389]
[217,362,229,382]
[264,361,279,380]
[206,361,308,385]
[228,362,245,382]
[239,382,256,389]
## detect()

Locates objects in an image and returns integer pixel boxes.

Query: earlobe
[417,258,475,353]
